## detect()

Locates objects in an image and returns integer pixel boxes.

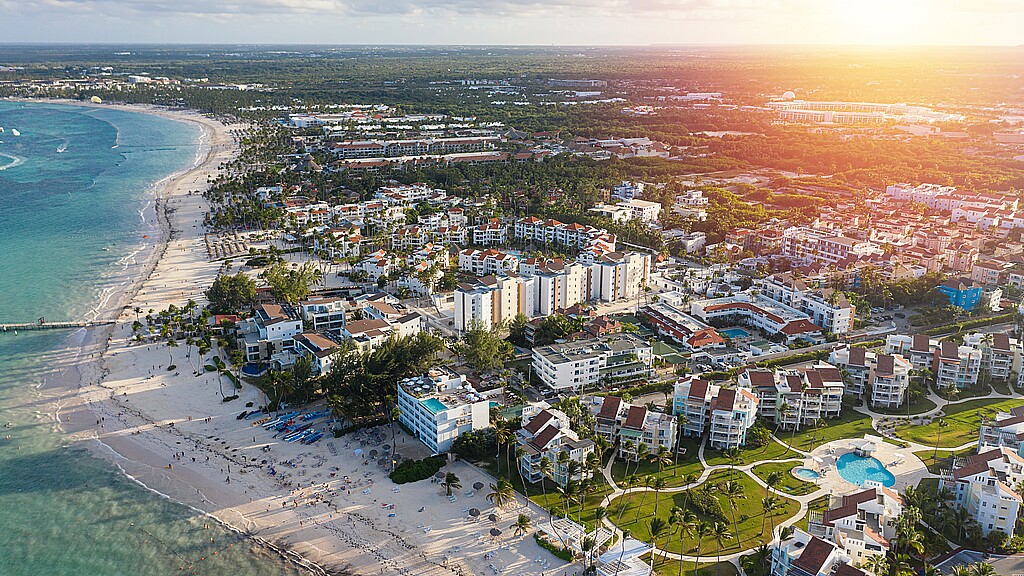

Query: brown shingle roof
[849,346,867,367]
[623,406,647,430]
[912,334,931,353]
[875,354,895,377]
[523,410,553,435]
[597,396,622,421]
[792,537,835,575]
[529,425,560,450]
[744,369,776,388]
[688,379,710,400]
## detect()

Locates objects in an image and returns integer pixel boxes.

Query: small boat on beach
[10,129,19,137]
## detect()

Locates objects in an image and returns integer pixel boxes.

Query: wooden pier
[0,321,114,333]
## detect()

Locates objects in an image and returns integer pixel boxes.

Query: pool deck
[803,436,932,496]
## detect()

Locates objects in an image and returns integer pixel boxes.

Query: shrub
[746,423,771,448]
[221,395,239,402]
[534,533,574,561]
[451,428,495,462]
[690,486,727,521]
[389,455,447,484]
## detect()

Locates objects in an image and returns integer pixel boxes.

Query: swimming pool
[793,467,820,480]
[421,398,448,414]
[720,328,750,339]
[836,452,896,487]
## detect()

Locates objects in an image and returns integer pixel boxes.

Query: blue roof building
[937,277,983,311]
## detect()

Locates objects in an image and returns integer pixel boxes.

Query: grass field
[703,441,801,468]
[782,411,876,452]
[912,446,975,474]
[869,395,938,416]
[750,461,820,496]
[649,556,740,576]
[895,397,1024,448]
[610,437,704,488]
[608,469,799,556]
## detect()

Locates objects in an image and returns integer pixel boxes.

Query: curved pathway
[597,435,825,566]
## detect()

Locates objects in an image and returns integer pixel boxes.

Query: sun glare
[827,0,940,45]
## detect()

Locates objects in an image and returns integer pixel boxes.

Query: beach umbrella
[488,513,498,522]
[473,482,484,490]
[369,450,378,458]
[469,508,481,517]
[435,471,446,480]
[489,528,502,537]
[383,444,391,451]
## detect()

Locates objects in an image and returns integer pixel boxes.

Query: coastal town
[3,43,1024,576]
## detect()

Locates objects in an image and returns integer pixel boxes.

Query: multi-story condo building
[532,333,653,392]
[977,405,1024,453]
[934,341,983,390]
[771,529,862,576]
[586,396,677,460]
[236,304,303,363]
[760,273,855,334]
[330,136,499,159]
[513,216,617,252]
[616,199,662,222]
[781,227,881,265]
[690,292,824,343]
[885,334,939,372]
[396,367,493,455]
[807,488,904,568]
[940,447,1024,537]
[738,365,845,430]
[517,405,595,487]
[292,332,342,375]
[458,248,520,277]
[965,332,1022,382]
[355,249,399,280]
[471,219,508,246]
[298,296,350,333]
[672,376,759,449]
[829,346,911,409]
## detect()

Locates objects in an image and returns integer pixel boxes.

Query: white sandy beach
[33,101,578,576]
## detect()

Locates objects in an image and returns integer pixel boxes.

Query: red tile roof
[523,410,553,435]
[529,425,560,450]
[623,406,647,430]
[792,537,835,575]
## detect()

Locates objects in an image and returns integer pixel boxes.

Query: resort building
[236,304,303,363]
[299,295,349,333]
[585,396,678,460]
[977,405,1024,452]
[885,334,939,372]
[885,334,982,390]
[964,332,1022,382]
[458,248,520,277]
[829,345,911,409]
[771,529,862,576]
[738,365,845,430]
[396,367,494,455]
[513,216,617,252]
[292,332,342,375]
[471,219,508,246]
[671,376,759,449]
[616,198,662,222]
[807,488,904,567]
[940,447,1024,537]
[760,273,855,334]
[516,405,595,487]
[690,292,824,343]
[532,333,653,392]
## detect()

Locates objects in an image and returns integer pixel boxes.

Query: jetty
[0,321,114,332]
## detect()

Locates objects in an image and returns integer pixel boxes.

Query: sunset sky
[1,0,1022,45]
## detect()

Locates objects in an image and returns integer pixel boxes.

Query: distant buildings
[760,273,855,334]
[937,277,985,311]
[690,292,824,343]
[397,367,494,455]
[672,376,759,449]
[532,333,653,392]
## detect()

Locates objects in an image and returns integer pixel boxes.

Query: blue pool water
[422,397,448,414]
[836,452,896,487]
[720,328,750,338]
[794,467,820,480]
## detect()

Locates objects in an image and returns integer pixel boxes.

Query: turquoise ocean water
[0,102,305,576]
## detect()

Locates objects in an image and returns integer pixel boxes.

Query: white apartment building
[771,529,858,576]
[292,332,342,375]
[807,488,904,569]
[586,396,677,460]
[829,346,911,409]
[517,405,595,487]
[236,304,303,363]
[397,367,494,455]
[935,340,983,390]
[391,226,432,251]
[940,447,1024,537]
[299,295,349,333]
[977,406,1024,453]
[885,334,939,372]
[588,203,633,223]
[472,219,508,245]
[612,181,644,200]
[458,248,520,277]
[513,216,617,252]
[760,273,855,334]
[965,332,1022,382]
[672,376,759,449]
[617,199,662,222]
[780,227,881,265]
[532,333,653,392]
[739,365,845,430]
[355,249,399,280]
[690,292,824,343]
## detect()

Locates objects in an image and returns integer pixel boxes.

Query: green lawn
[779,411,876,453]
[869,395,938,416]
[650,556,739,576]
[703,441,801,468]
[895,397,1024,448]
[912,446,976,474]
[750,462,820,496]
[610,437,704,488]
[992,379,1013,395]
[608,469,799,557]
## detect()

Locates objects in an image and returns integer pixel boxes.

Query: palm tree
[510,513,531,537]
[616,474,638,525]
[949,565,971,576]
[933,418,949,459]
[969,563,996,576]
[765,471,783,498]
[651,476,668,517]
[633,442,650,479]
[718,480,745,547]
[441,472,461,496]
[693,520,712,575]
[740,543,771,576]
[538,456,553,509]
[166,337,178,366]
[761,496,778,536]
[711,522,732,576]
[682,472,700,510]
[615,528,632,575]
[862,554,888,576]
[647,517,669,573]
[487,478,515,508]
[669,507,697,576]
[634,475,654,523]
[652,445,673,474]
[495,420,512,476]
[513,447,528,492]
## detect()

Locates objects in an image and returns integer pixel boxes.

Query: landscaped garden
[895,397,1024,448]
[703,441,800,468]
[750,462,820,496]
[610,436,704,488]
[608,469,799,557]
[781,411,876,452]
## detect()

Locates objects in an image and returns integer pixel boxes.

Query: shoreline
[16,97,574,576]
